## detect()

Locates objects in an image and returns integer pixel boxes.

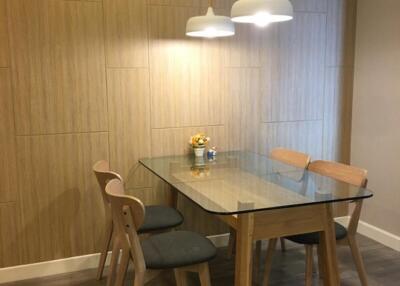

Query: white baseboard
[335,216,400,252]
[0,253,109,284]
[0,233,230,284]
[357,220,400,251]
[2,221,399,284]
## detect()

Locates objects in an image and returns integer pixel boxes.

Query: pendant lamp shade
[186,7,235,38]
[231,0,293,27]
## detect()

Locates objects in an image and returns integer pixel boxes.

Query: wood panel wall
[0,0,357,267]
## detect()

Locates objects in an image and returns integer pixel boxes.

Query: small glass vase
[193,146,205,157]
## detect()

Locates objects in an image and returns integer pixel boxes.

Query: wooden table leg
[320,204,340,285]
[253,240,262,283]
[235,213,254,286]
[317,243,325,278]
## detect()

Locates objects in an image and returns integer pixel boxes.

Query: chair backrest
[270,147,311,169]
[308,160,368,236]
[308,160,368,188]
[93,160,123,205]
[105,179,147,273]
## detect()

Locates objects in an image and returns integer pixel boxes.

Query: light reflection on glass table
[139,151,373,215]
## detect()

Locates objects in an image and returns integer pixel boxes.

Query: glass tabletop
[139,151,373,215]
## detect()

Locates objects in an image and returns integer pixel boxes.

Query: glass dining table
[139,151,373,286]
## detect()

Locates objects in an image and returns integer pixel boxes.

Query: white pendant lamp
[186,0,235,38]
[231,0,293,27]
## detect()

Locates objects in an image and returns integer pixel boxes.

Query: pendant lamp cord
[208,0,213,7]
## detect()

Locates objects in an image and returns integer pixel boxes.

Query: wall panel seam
[1,0,10,68]
[151,124,225,130]
[100,0,111,167]
[16,131,109,137]
[63,0,102,3]
[145,1,154,158]
[107,67,149,70]
[145,3,328,15]
[262,119,323,124]
[4,0,19,207]
[321,0,329,160]
[0,201,16,205]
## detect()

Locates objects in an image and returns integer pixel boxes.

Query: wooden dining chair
[262,160,369,286]
[270,147,312,169]
[226,148,311,281]
[93,160,184,280]
[268,148,311,251]
[105,179,216,286]
[250,148,311,282]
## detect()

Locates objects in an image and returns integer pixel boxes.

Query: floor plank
[1,235,399,286]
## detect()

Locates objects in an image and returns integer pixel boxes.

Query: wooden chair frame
[263,160,369,286]
[227,148,311,283]
[92,160,123,280]
[268,147,312,250]
[270,147,312,169]
[105,179,212,286]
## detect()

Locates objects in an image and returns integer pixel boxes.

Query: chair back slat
[308,160,368,236]
[308,160,368,188]
[93,160,123,204]
[270,148,311,169]
[105,179,147,273]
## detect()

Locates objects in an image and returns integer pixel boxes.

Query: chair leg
[226,227,236,259]
[253,240,262,284]
[107,238,121,286]
[262,238,278,286]
[133,271,145,286]
[174,269,188,286]
[317,244,325,278]
[348,236,368,286]
[305,245,313,286]
[115,247,130,286]
[97,221,113,280]
[198,263,212,286]
[279,237,286,252]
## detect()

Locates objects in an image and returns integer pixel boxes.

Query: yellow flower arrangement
[189,133,210,148]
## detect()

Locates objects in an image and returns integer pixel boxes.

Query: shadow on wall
[15,186,105,266]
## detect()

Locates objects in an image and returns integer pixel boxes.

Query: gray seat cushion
[286,222,348,245]
[138,205,184,234]
[141,231,217,269]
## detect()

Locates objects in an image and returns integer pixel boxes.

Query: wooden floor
[2,235,400,286]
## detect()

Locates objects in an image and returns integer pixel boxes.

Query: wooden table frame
[167,186,340,286]
[218,203,340,286]
[141,153,373,286]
